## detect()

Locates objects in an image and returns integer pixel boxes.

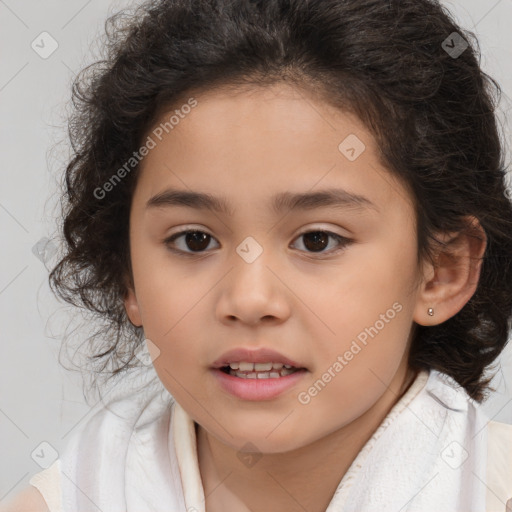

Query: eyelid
[166,224,214,237]
[294,223,351,238]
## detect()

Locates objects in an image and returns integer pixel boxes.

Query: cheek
[131,238,202,329]
[296,305,413,432]
[130,247,209,371]
[147,313,208,405]
[296,235,416,341]
[296,233,417,386]
[137,279,206,365]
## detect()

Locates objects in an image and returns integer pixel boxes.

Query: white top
[29,368,512,511]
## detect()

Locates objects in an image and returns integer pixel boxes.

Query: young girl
[5,0,512,510]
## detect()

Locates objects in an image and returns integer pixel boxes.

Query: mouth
[210,347,308,399]
[219,362,306,379]
[212,363,308,401]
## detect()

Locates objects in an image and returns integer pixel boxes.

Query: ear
[413,216,487,326]
[123,278,143,327]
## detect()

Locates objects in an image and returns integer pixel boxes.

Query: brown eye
[302,232,329,252]
[164,230,219,254]
[292,230,351,255]
[184,231,211,251]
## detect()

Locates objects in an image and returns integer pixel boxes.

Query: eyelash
[163,228,352,258]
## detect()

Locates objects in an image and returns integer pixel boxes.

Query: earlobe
[413,216,486,326]
[124,287,143,327]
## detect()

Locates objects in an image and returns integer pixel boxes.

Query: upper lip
[211,348,306,369]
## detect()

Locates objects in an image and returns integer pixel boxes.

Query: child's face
[125,83,424,452]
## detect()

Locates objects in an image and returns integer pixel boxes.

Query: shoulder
[487,419,512,473]
[0,486,50,512]
[488,418,512,438]
[487,420,512,511]
[1,461,61,512]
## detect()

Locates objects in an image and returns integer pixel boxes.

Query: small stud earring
[427,307,434,316]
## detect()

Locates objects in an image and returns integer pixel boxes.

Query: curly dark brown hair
[49,0,512,402]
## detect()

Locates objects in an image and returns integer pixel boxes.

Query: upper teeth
[229,362,293,371]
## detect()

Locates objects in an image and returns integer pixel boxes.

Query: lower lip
[211,368,307,401]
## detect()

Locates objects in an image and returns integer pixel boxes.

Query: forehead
[149,83,372,154]
[134,83,412,215]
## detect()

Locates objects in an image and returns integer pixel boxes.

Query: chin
[209,419,309,454]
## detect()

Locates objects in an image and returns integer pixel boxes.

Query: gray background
[1,0,511,501]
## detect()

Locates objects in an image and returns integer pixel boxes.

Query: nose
[215,254,291,327]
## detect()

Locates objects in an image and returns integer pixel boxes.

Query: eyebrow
[145,187,378,215]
